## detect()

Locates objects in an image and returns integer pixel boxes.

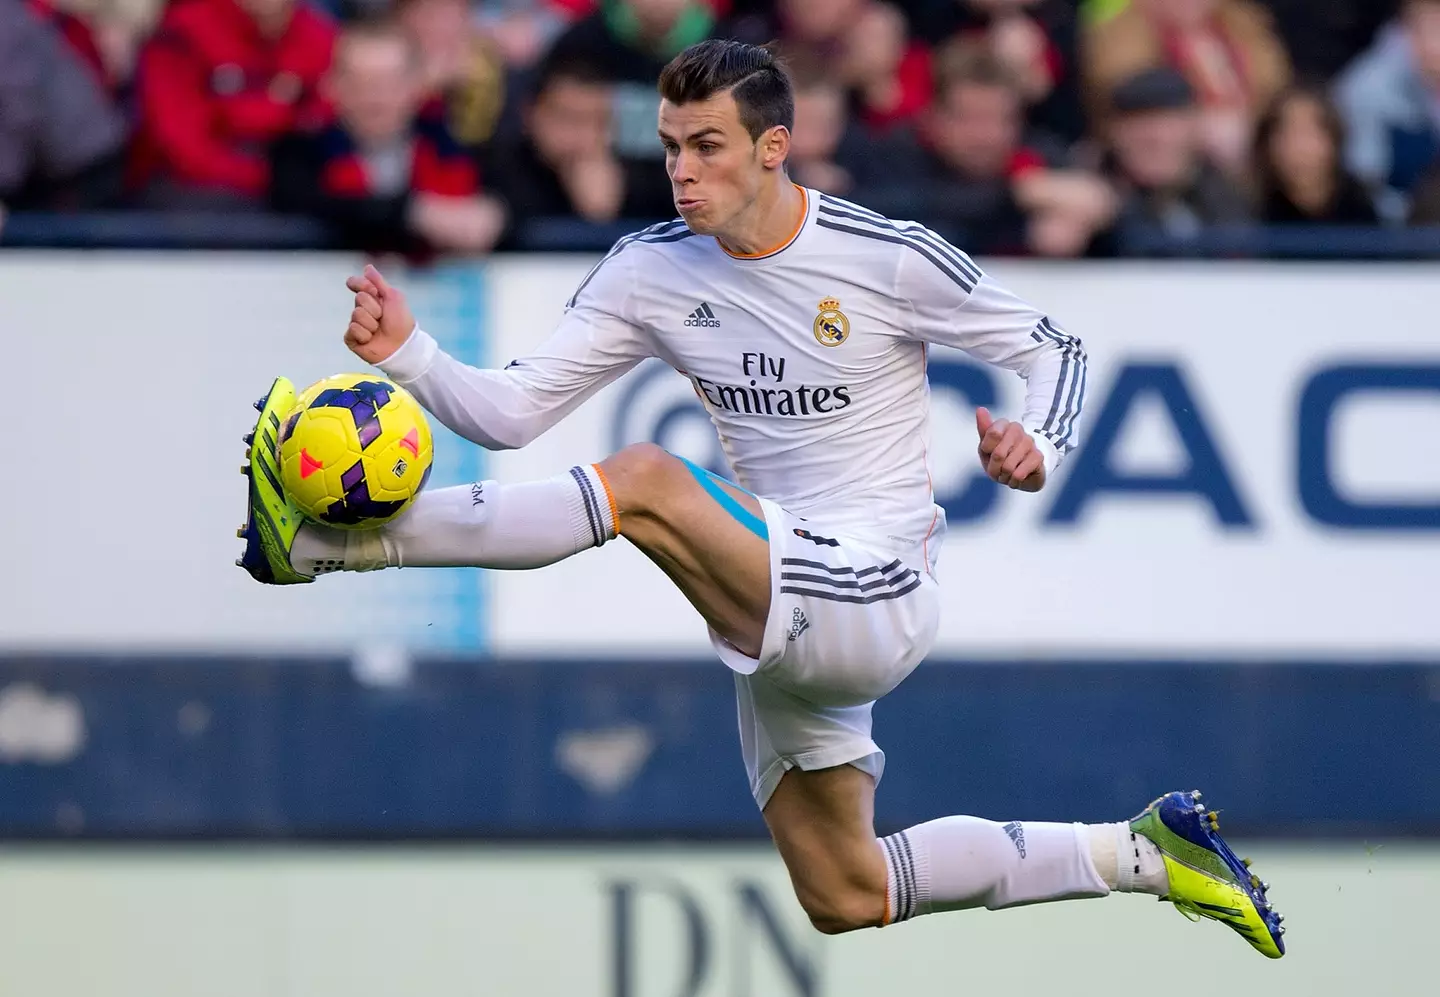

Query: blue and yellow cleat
[236,377,311,585]
[1131,790,1286,959]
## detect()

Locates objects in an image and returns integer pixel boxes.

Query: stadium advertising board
[2,253,1436,655]
[487,258,1440,658]
[0,844,1429,997]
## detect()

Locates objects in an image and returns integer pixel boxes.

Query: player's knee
[601,442,686,516]
[797,887,886,935]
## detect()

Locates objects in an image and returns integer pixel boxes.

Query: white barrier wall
[2,253,1438,656]
[0,254,489,652]
[0,843,1431,997]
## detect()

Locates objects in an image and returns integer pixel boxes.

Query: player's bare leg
[762,762,1114,935]
[593,443,770,656]
[763,762,1287,961]
[762,764,888,933]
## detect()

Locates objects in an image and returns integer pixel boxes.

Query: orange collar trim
[719,185,808,260]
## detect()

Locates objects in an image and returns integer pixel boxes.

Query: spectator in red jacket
[269,17,506,256]
[132,0,336,207]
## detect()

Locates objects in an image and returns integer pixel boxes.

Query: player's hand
[344,264,416,365]
[976,407,1046,492]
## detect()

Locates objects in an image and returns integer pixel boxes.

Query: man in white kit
[238,39,1285,957]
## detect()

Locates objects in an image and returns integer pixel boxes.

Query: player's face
[658,94,771,235]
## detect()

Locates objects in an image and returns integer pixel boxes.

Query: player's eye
[698,142,717,154]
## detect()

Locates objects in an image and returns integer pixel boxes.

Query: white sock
[1086,822,1169,895]
[879,816,1109,922]
[290,464,617,576]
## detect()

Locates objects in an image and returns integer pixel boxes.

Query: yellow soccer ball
[277,374,434,530]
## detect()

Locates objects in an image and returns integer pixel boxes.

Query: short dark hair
[657,39,794,141]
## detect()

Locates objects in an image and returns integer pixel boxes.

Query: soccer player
[238,40,1285,956]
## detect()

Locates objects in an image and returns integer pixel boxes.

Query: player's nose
[670,150,697,184]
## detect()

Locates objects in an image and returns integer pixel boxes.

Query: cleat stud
[236,526,246,538]
[1191,790,1203,800]
[241,464,251,476]
[254,396,267,411]
[243,432,254,445]
[1262,881,1271,891]
[235,558,244,567]
[1243,858,1252,867]
[245,447,252,459]
[1194,804,1206,814]
[1207,811,1218,821]
[1278,926,1286,935]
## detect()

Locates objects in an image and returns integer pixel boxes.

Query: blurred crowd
[6,0,1440,257]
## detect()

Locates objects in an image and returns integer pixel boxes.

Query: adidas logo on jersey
[788,607,810,642]
[683,302,721,328]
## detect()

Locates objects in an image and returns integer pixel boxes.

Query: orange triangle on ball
[300,449,324,479]
[399,428,420,457]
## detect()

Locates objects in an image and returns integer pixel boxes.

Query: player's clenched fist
[976,407,1046,492]
[344,264,417,365]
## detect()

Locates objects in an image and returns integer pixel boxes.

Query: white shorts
[708,498,941,809]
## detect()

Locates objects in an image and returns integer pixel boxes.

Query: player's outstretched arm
[344,261,654,451]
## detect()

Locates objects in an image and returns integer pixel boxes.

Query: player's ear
[759,124,790,171]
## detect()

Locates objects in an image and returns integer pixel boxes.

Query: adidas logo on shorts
[788,607,810,642]
[683,302,720,328]
[1002,820,1027,858]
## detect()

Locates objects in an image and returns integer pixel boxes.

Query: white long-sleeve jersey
[378,188,1087,564]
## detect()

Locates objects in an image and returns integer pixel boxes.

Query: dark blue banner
[0,655,1435,839]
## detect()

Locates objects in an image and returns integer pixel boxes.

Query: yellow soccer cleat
[1130,790,1285,959]
[236,377,312,585]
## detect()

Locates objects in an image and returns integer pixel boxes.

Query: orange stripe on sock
[592,463,620,537]
[882,894,892,926]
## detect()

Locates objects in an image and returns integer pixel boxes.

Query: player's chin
[675,201,713,232]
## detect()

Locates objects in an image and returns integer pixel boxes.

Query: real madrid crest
[813,297,850,347]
